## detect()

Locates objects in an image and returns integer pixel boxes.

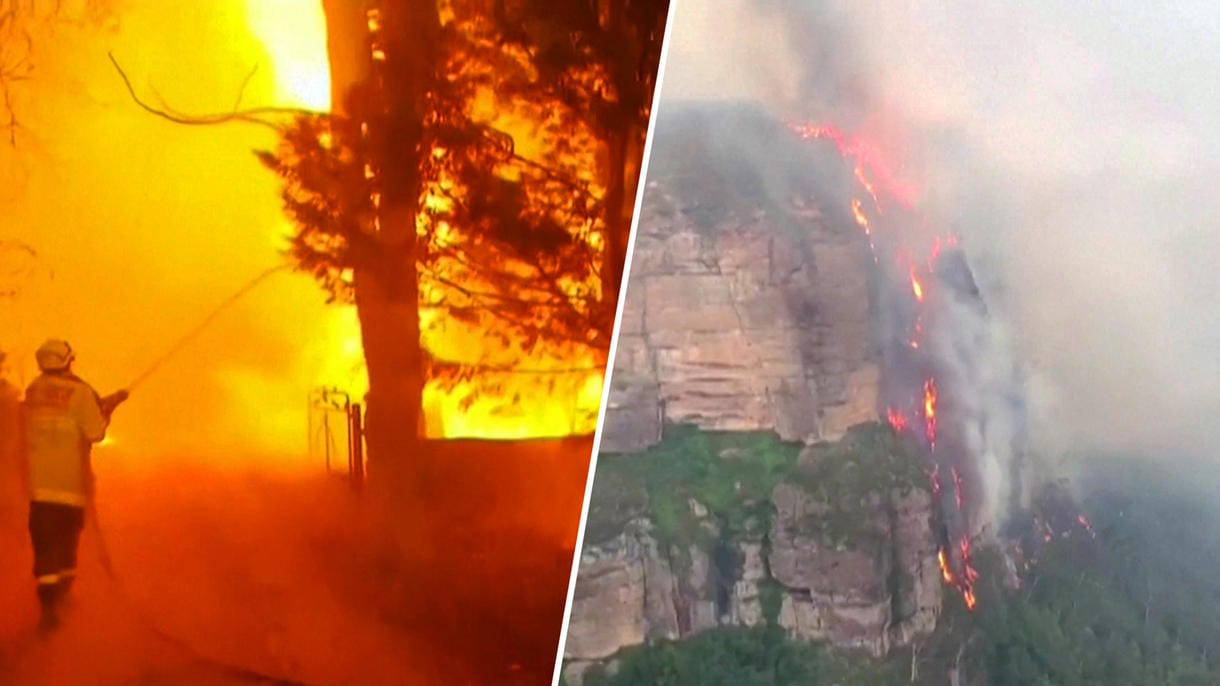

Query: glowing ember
[910,267,925,302]
[922,379,937,446]
[887,407,908,432]
[937,549,953,584]
[850,198,869,231]
[1077,514,1098,538]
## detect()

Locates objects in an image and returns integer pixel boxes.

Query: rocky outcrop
[600,179,879,455]
[564,431,942,679]
[571,105,938,684]
[770,481,941,656]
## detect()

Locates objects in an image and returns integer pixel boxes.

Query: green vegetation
[591,424,803,550]
[757,578,785,627]
[577,456,1220,685]
[789,423,929,549]
[588,422,927,550]
[582,626,905,686]
[585,421,930,605]
[967,457,1220,686]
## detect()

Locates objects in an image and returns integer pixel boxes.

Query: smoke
[0,0,359,467]
[0,444,587,683]
[667,0,1220,475]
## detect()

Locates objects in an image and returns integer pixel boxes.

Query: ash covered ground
[0,440,588,685]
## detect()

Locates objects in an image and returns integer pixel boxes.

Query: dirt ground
[0,440,589,685]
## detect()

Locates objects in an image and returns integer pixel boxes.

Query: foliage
[590,424,801,550]
[256,1,668,387]
[577,455,1220,686]
[968,458,1220,686]
[583,627,904,686]
[588,422,926,551]
[790,424,930,548]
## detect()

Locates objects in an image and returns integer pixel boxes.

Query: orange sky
[0,0,603,470]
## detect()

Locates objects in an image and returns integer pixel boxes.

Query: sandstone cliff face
[601,177,879,454]
[564,428,943,682]
[567,106,941,683]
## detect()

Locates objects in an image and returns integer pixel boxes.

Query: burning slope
[791,120,986,610]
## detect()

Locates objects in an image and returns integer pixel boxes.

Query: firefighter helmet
[35,339,74,372]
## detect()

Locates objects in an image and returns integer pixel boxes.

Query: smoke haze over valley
[663,0,1220,464]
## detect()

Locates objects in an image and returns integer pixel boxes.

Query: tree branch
[107,52,325,130]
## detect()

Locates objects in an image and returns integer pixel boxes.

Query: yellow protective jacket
[22,372,109,507]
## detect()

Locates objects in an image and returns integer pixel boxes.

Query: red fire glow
[923,379,938,446]
[791,118,982,611]
[887,408,908,433]
[788,122,918,210]
[1077,514,1097,539]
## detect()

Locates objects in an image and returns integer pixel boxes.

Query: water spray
[87,261,317,684]
[125,263,292,392]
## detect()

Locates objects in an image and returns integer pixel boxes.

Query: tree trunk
[322,0,370,118]
[599,127,632,308]
[364,0,439,500]
[323,0,439,506]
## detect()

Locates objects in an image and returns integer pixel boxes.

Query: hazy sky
[663,0,1220,461]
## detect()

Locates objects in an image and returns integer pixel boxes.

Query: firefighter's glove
[100,390,130,416]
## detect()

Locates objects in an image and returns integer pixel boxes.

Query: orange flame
[923,378,937,446]
[938,549,954,584]
[788,122,918,209]
[792,120,985,610]
[850,198,870,232]
[248,3,606,439]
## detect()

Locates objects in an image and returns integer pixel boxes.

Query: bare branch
[106,52,325,131]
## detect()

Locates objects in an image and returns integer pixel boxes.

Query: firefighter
[21,339,128,631]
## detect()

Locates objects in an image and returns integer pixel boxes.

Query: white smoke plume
[666,0,1220,486]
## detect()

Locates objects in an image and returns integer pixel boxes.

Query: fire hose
[126,264,291,391]
[82,263,318,684]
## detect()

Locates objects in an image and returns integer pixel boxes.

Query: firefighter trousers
[28,501,86,617]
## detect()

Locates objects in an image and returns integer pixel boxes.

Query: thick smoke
[668,0,1220,487]
[0,0,358,467]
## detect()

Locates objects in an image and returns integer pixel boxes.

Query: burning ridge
[789,121,1003,611]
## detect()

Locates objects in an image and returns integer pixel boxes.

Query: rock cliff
[601,105,879,455]
[564,425,943,684]
[567,105,946,683]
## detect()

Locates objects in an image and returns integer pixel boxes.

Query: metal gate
[307,387,364,490]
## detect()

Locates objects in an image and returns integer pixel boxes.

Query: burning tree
[256,0,667,491]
